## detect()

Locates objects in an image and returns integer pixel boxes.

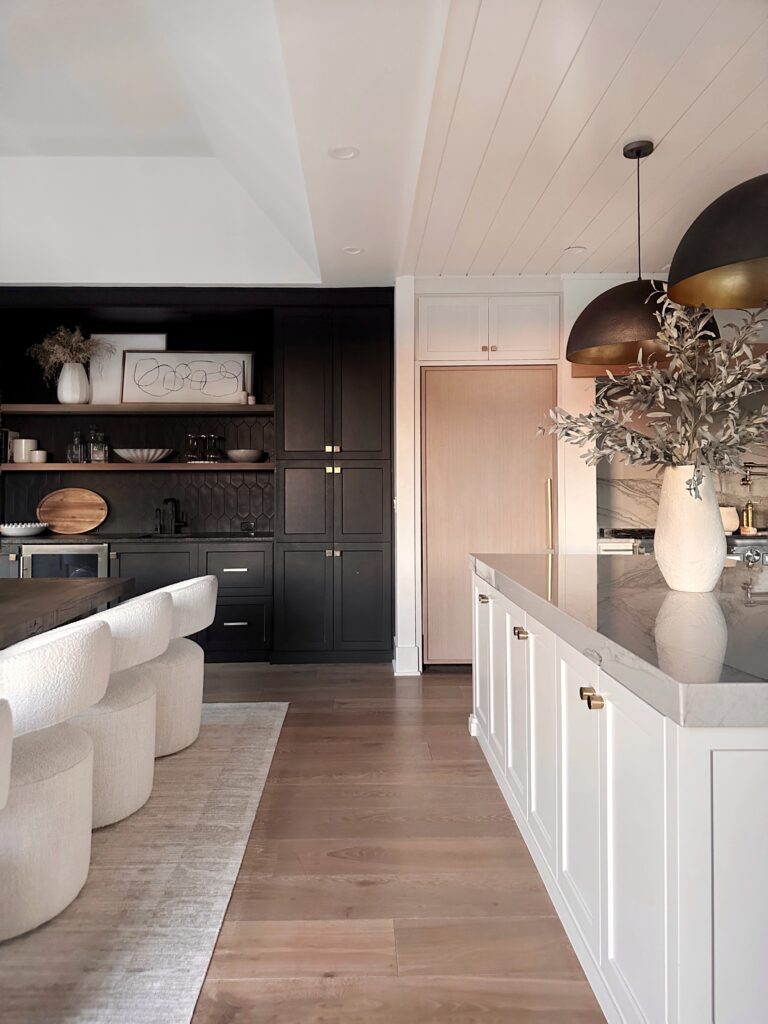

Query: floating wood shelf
[0,403,274,416]
[1,462,275,472]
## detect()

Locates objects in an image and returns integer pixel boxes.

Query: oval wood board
[37,488,109,535]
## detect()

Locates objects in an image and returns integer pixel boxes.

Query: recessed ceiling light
[342,246,364,255]
[328,146,359,160]
[562,245,588,255]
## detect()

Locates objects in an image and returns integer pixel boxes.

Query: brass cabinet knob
[478,593,490,604]
[490,345,498,351]
[587,694,605,710]
[516,629,529,641]
[481,345,489,351]
[324,444,333,452]
[513,625,523,637]
[579,686,596,701]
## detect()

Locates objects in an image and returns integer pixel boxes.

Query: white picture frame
[121,350,253,404]
[90,334,166,404]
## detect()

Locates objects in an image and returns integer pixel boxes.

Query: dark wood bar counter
[0,577,134,649]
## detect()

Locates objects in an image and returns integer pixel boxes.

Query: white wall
[393,273,644,675]
[0,156,320,285]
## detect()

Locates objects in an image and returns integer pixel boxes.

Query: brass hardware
[513,626,522,637]
[333,466,341,474]
[579,686,596,701]
[324,444,333,453]
[490,345,498,351]
[546,478,554,550]
[325,466,333,473]
[325,549,333,557]
[333,445,341,453]
[478,594,489,604]
[587,693,605,710]
[481,345,488,351]
[334,550,341,557]
[8,553,17,562]
[109,551,118,560]
[516,629,529,641]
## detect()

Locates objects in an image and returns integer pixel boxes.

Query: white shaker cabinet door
[472,576,492,740]
[557,642,602,961]
[503,598,528,817]
[527,616,558,877]
[417,297,489,360]
[487,594,509,774]
[488,295,560,361]
[598,671,667,1024]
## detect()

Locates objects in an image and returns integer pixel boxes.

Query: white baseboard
[468,714,478,736]
[393,645,421,675]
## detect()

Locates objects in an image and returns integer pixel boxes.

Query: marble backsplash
[597,458,768,531]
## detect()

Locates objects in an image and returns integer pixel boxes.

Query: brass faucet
[741,462,768,487]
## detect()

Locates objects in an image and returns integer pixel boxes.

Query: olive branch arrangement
[542,293,768,498]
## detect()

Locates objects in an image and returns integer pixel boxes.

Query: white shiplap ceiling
[402,0,768,279]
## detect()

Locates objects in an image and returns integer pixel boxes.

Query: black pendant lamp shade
[667,173,768,309]
[566,141,662,365]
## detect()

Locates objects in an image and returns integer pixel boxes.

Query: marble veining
[471,552,768,727]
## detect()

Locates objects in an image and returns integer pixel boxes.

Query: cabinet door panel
[488,596,508,773]
[527,617,558,876]
[488,295,559,360]
[276,463,333,541]
[273,544,333,651]
[202,598,272,653]
[505,600,529,817]
[472,577,491,739]
[418,297,489,360]
[200,544,273,595]
[109,544,198,595]
[333,308,391,458]
[557,642,601,960]
[334,462,391,542]
[600,673,667,1024]
[276,310,333,459]
[333,544,392,651]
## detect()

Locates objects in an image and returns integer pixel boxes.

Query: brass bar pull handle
[478,594,490,604]
[579,686,596,701]
[587,694,605,711]
[547,477,554,551]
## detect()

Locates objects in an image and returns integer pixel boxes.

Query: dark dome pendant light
[566,140,666,365]
[667,173,768,308]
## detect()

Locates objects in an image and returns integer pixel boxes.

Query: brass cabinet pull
[490,345,498,351]
[587,694,605,710]
[324,444,333,452]
[325,466,333,473]
[334,550,341,557]
[333,466,341,474]
[547,478,554,550]
[478,593,489,604]
[109,551,118,560]
[325,549,333,557]
[333,445,341,453]
[579,686,596,701]
[481,345,489,352]
[516,629,529,641]
[513,625,525,637]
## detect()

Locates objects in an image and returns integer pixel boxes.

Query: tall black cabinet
[273,306,393,661]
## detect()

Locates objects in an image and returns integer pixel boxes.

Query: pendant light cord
[636,156,642,281]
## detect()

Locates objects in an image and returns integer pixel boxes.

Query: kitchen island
[0,576,134,648]
[470,553,768,1024]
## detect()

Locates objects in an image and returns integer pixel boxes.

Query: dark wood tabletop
[0,577,134,649]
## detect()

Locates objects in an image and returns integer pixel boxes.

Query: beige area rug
[0,702,287,1024]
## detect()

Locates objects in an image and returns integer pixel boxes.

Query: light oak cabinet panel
[488,295,560,360]
[417,296,488,360]
[557,642,602,962]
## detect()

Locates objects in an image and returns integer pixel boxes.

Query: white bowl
[113,448,173,464]
[0,522,48,538]
[226,449,264,463]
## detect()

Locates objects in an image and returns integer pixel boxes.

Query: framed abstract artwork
[121,351,253,404]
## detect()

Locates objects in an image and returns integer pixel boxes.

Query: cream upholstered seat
[148,576,218,757]
[0,699,12,812]
[73,591,172,827]
[0,621,112,941]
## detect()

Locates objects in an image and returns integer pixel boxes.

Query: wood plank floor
[193,664,605,1023]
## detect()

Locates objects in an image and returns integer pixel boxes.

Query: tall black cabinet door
[333,544,392,651]
[276,310,333,459]
[333,308,391,458]
[334,462,391,542]
[274,544,334,651]
[276,462,334,542]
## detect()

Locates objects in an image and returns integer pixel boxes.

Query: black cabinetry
[109,543,199,594]
[274,306,393,661]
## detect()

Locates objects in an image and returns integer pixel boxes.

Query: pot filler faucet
[741,462,768,487]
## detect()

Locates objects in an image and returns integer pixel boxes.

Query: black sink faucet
[156,497,186,535]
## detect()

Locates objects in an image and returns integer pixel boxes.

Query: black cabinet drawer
[202,599,272,653]
[109,544,198,595]
[200,544,273,594]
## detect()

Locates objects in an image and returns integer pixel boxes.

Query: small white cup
[12,438,37,463]
[30,450,47,464]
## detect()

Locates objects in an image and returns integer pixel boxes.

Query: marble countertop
[471,553,768,728]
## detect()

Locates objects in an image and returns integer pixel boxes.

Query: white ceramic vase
[654,465,726,592]
[57,362,90,404]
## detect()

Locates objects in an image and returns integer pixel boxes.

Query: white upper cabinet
[418,294,559,361]
[417,296,488,360]
[489,295,560,360]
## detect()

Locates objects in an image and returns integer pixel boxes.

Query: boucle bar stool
[74,591,172,827]
[0,620,112,941]
[146,576,218,757]
[0,699,11,812]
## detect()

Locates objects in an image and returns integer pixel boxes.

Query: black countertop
[1,532,274,545]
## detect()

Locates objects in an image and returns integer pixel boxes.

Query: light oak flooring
[193,664,605,1023]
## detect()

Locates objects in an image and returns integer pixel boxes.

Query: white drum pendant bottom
[654,465,726,592]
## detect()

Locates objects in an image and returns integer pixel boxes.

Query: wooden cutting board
[37,488,109,535]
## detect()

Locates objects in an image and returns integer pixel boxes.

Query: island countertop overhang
[471,552,768,728]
